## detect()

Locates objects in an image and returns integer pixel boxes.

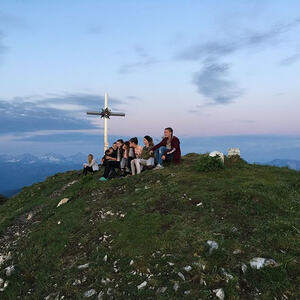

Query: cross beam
[87,93,125,153]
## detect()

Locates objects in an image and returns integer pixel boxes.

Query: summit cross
[87,93,125,153]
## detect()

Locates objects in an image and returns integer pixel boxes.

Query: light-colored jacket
[84,159,99,171]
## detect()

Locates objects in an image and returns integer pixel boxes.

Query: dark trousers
[83,166,94,176]
[128,157,134,171]
[103,161,120,178]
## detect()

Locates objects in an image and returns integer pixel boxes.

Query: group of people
[82,127,181,181]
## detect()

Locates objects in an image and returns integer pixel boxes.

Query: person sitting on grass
[150,127,181,169]
[120,141,130,175]
[127,137,143,173]
[101,147,113,167]
[131,135,155,175]
[83,154,99,176]
[99,140,123,181]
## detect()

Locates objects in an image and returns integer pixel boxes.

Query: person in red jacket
[150,127,181,169]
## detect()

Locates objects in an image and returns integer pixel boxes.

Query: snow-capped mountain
[0,153,89,197]
[0,153,87,165]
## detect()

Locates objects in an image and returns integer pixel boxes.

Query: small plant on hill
[195,154,224,172]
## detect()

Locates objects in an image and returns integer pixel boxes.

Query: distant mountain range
[267,159,300,171]
[0,153,87,197]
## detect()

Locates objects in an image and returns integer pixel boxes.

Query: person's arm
[151,138,166,152]
[164,137,179,155]
[87,160,94,167]
[105,155,117,161]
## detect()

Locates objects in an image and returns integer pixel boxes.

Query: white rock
[107,288,112,295]
[0,278,8,292]
[167,262,174,266]
[72,279,81,286]
[196,202,203,207]
[5,265,15,276]
[207,240,219,253]
[209,151,225,164]
[45,293,59,300]
[173,282,179,292]
[250,257,278,269]
[184,290,191,295]
[213,288,225,300]
[241,263,247,273]
[200,278,207,286]
[98,291,104,300]
[84,289,96,298]
[129,260,134,266]
[57,198,70,207]
[233,249,242,255]
[27,212,33,220]
[101,278,111,285]
[178,272,185,281]
[228,148,241,157]
[221,268,233,281]
[183,265,192,272]
[103,255,108,262]
[0,252,12,266]
[78,263,89,270]
[137,281,147,290]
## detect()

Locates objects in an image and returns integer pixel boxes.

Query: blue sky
[0,0,300,161]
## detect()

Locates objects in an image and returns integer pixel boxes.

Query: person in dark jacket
[151,127,181,169]
[99,140,124,181]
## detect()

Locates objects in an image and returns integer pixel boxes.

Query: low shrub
[195,154,224,172]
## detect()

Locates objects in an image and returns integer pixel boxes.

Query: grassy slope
[0,154,299,299]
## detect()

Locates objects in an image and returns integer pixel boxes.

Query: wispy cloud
[0,10,25,28]
[119,46,157,74]
[0,93,122,135]
[177,17,300,106]
[279,53,300,66]
[193,61,243,106]
[177,18,300,62]
[86,25,102,35]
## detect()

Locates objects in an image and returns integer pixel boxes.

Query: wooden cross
[87,93,125,153]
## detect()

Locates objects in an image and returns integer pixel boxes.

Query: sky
[0,0,300,161]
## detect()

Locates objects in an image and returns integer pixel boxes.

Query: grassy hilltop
[0,154,299,299]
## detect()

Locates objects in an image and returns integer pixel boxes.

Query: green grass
[0,154,299,299]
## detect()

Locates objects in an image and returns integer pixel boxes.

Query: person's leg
[86,166,93,174]
[165,154,174,163]
[83,167,88,176]
[120,158,125,170]
[128,157,134,171]
[146,157,155,167]
[155,146,167,165]
[131,159,136,175]
[135,159,142,174]
[103,161,115,178]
